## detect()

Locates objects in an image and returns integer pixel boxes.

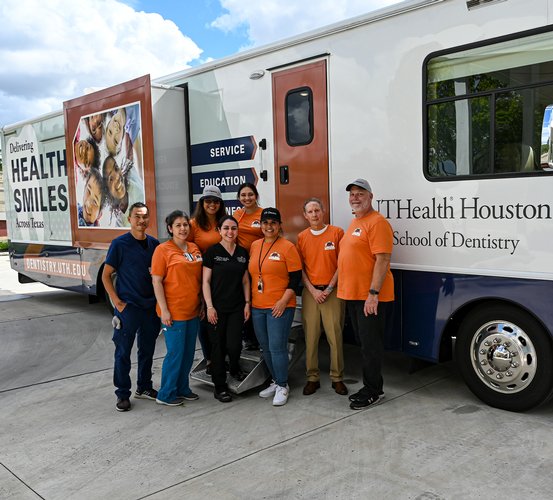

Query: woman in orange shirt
[152,210,204,406]
[233,182,263,350]
[249,208,302,406]
[188,185,226,252]
[187,185,226,372]
[233,182,263,251]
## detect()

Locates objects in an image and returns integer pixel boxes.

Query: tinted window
[286,87,313,146]
[425,31,553,179]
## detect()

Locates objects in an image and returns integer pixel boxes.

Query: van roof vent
[466,0,506,10]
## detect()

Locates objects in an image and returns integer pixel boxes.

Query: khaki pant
[302,287,345,382]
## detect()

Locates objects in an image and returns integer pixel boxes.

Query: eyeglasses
[204,198,221,205]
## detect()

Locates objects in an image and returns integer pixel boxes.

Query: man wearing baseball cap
[337,178,394,409]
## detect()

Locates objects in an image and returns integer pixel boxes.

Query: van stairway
[190,324,305,394]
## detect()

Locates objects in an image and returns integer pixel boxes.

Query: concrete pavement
[1,255,552,500]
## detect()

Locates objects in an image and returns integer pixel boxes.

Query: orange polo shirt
[248,237,302,309]
[234,207,263,251]
[187,218,221,254]
[151,240,203,321]
[337,211,394,302]
[297,225,344,286]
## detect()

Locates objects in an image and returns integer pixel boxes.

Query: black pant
[208,309,245,392]
[347,300,393,398]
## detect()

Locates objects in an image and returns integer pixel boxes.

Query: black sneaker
[116,398,131,412]
[231,371,247,382]
[135,388,158,400]
[214,391,232,403]
[349,390,384,402]
[179,392,199,401]
[350,394,380,410]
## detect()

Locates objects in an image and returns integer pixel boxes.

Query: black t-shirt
[203,243,249,312]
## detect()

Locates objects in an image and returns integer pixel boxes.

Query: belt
[313,285,329,291]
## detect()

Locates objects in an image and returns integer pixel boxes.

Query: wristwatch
[369,289,379,296]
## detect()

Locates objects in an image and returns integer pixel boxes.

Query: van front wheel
[456,304,553,412]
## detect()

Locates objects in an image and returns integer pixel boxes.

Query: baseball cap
[346,178,372,192]
[260,207,282,223]
[201,185,223,200]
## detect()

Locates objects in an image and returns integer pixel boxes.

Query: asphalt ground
[1,254,552,500]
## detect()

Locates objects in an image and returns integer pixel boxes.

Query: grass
[0,241,9,251]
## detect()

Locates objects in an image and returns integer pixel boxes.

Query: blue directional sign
[192,167,258,195]
[191,136,258,166]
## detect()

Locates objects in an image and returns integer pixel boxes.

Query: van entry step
[190,325,305,394]
[190,349,270,394]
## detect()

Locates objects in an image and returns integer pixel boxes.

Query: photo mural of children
[105,104,144,180]
[102,155,144,227]
[85,113,105,143]
[74,136,100,180]
[73,102,145,229]
[78,168,106,227]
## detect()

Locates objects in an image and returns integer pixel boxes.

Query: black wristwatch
[369,289,380,296]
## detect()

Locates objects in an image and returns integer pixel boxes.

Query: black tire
[456,303,553,412]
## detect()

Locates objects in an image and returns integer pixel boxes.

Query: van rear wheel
[456,304,553,412]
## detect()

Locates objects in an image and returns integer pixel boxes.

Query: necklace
[257,237,279,293]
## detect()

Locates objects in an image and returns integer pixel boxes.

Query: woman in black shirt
[202,215,251,402]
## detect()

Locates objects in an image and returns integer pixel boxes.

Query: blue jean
[157,318,199,403]
[251,307,294,387]
[113,304,160,400]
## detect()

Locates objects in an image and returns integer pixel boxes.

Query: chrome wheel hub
[471,320,537,394]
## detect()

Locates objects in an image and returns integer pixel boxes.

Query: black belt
[313,285,329,291]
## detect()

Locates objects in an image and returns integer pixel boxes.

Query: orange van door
[272,60,329,241]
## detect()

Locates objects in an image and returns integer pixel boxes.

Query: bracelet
[325,286,334,292]
[245,300,251,304]
[207,306,214,309]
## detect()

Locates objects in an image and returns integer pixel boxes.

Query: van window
[286,87,313,146]
[425,31,553,178]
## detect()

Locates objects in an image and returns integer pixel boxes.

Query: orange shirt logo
[324,241,336,250]
[268,251,281,261]
[352,228,362,237]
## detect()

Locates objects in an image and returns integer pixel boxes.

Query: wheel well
[438,298,552,362]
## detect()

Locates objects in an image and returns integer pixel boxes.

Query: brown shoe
[303,381,320,395]
[332,381,348,395]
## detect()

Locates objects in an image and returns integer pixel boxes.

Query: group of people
[103,177,394,412]
[75,104,144,228]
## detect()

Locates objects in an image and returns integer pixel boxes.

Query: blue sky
[129,0,250,61]
[0,0,401,126]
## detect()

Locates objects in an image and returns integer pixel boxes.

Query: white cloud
[0,0,202,126]
[212,0,403,48]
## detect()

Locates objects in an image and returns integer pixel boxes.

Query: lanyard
[258,237,279,277]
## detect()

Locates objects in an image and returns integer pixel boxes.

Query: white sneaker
[272,385,289,406]
[259,382,278,398]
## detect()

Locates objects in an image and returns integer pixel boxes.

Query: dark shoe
[350,390,384,402]
[231,370,247,382]
[244,341,260,351]
[156,398,184,407]
[214,391,232,403]
[332,381,348,396]
[180,392,199,401]
[116,398,131,412]
[302,380,320,395]
[205,363,212,375]
[135,388,158,400]
[350,394,381,410]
